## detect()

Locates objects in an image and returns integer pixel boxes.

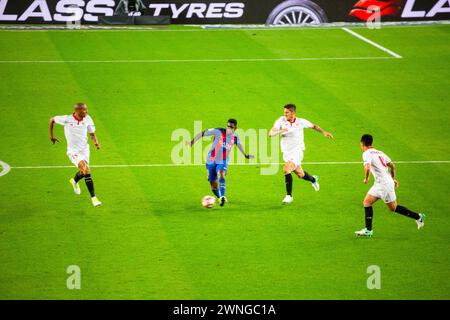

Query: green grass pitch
[0,24,449,299]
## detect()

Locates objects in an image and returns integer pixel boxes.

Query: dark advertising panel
[0,0,449,24]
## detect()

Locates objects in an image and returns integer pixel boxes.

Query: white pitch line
[342,27,402,59]
[8,160,450,170]
[0,56,396,64]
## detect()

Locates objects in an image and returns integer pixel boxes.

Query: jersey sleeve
[363,151,371,165]
[383,153,392,164]
[273,117,283,129]
[234,135,239,145]
[203,128,222,137]
[86,116,96,134]
[300,118,314,129]
[54,115,68,125]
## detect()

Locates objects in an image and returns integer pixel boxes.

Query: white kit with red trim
[362,147,394,184]
[273,116,314,167]
[54,114,95,167]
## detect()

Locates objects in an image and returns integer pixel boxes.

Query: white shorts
[67,149,90,168]
[368,180,397,203]
[282,150,304,168]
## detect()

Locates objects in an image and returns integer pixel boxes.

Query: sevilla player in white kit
[269,104,334,204]
[49,103,102,207]
[355,134,425,237]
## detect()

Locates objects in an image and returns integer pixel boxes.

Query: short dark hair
[361,134,373,146]
[74,102,87,109]
[284,104,296,112]
[227,119,237,127]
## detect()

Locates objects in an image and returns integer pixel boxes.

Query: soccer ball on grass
[201,195,216,208]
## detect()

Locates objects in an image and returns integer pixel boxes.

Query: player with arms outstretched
[269,104,334,204]
[49,103,102,207]
[355,134,426,237]
[187,119,253,207]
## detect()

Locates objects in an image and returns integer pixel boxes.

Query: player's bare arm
[387,161,398,188]
[49,117,59,144]
[269,127,288,137]
[363,163,371,184]
[237,142,254,159]
[186,131,206,147]
[89,132,101,150]
[312,124,334,139]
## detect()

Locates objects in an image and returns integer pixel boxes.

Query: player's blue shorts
[206,162,228,182]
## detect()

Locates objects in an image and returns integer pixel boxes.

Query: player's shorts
[206,162,228,182]
[282,149,304,168]
[67,149,90,168]
[368,180,397,203]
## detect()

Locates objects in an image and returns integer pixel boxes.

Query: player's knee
[295,170,305,178]
[79,163,89,175]
[388,204,397,212]
[218,171,226,180]
[283,166,291,175]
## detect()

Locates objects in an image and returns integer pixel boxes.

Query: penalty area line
[342,27,402,59]
[7,160,450,170]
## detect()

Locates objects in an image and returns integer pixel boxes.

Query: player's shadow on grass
[151,202,218,216]
[149,199,295,216]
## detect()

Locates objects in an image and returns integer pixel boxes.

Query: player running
[187,119,254,207]
[269,104,334,204]
[355,134,426,237]
[49,103,102,207]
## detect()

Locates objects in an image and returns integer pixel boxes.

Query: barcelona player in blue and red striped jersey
[188,119,254,206]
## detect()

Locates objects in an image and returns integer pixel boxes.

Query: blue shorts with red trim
[206,162,228,182]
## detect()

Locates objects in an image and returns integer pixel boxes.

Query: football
[201,195,216,208]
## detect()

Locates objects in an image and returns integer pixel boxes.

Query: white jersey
[363,148,393,183]
[273,116,314,153]
[54,114,95,153]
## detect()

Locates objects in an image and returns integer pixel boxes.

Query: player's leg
[78,160,101,207]
[68,153,82,194]
[207,163,220,198]
[355,194,379,237]
[74,171,84,183]
[78,160,92,194]
[363,194,378,231]
[210,180,220,198]
[206,163,220,198]
[282,161,296,203]
[217,165,228,206]
[386,200,426,230]
[293,165,319,191]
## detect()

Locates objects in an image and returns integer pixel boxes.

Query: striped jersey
[204,128,239,164]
